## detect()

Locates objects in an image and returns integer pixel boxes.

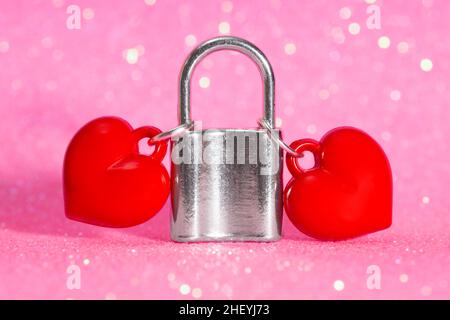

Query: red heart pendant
[63,117,170,228]
[284,127,392,240]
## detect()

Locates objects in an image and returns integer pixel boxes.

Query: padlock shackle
[179,36,275,127]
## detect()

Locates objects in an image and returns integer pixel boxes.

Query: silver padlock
[170,36,283,242]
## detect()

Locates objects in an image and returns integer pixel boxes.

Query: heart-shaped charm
[284,127,392,240]
[63,117,170,228]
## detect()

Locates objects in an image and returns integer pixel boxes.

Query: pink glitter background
[0,0,449,299]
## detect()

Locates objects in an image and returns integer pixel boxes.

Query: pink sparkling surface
[0,0,449,299]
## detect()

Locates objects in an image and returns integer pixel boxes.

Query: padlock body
[170,129,283,242]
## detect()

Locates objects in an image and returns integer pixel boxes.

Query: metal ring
[149,122,194,144]
[258,119,303,158]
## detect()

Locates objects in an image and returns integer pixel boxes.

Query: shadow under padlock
[170,37,283,242]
